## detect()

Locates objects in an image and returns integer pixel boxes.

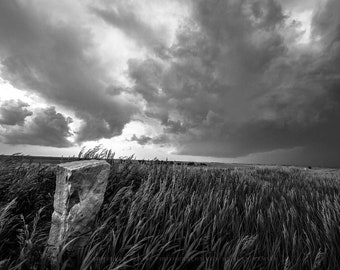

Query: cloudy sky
[0,0,339,167]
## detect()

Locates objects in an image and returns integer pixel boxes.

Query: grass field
[0,149,340,269]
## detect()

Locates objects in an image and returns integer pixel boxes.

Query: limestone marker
[47,160,110,263]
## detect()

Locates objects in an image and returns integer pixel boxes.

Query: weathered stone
[47,159,110,262]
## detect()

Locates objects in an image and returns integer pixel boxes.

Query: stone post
[47,160,110,265]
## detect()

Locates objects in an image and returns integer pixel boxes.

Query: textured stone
[47,160,110,261]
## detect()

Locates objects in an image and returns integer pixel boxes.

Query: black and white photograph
[0,0,340,269]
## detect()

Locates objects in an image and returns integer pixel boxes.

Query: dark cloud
[130,134,152,145]
[126,0,340,166]
[75,110,132,142]
[1,0,340,166]
[128,0,288,126]
[163,119,187,134]
[0,99,32,126]
[1,107,73,148]
[0,0,138,144]
[105,85,125,96]
[151,134,170,145]
[130,134,170,147]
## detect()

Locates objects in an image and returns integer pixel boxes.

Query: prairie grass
[0,150,340,269]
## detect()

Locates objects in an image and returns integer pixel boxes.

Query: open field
[1,152,340,269]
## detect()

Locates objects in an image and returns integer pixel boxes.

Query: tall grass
[0,148,340,269]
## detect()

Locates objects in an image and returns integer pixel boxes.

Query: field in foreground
[0,153,340,270]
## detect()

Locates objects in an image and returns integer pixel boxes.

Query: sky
[0,0,339,167]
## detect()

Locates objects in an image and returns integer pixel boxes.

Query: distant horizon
[1,151,338,170]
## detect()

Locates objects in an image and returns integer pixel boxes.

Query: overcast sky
[0,0,339,167]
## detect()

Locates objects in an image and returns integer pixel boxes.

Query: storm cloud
[130,134,152,145]
[1,0,340,166]
[124,0,340,166]
[1,106,72,148]
[0,0,138,144]
[0,99,32,126]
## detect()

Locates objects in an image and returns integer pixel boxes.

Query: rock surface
[47,159,110,261]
